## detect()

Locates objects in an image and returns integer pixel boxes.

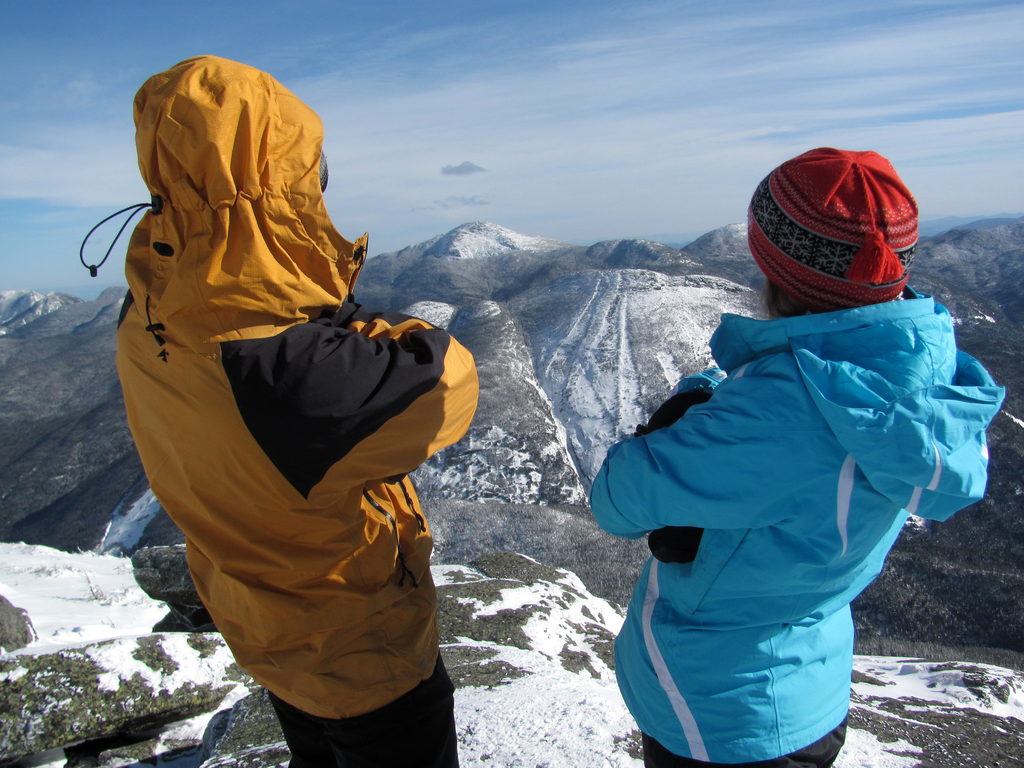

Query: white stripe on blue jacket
[590,294,1004,763]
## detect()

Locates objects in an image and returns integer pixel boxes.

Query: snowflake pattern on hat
[751,177,916,280]
[747,148,918,312]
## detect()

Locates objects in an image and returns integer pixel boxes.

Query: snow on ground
[3,545,1021,767]
[455,657,643,768]
[437,561,639,767]
[834,728,921,768]
[1,543,247,768]
[85,633,237,694]
[0,542,166,654]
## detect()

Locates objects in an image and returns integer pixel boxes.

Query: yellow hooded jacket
[116,56,478,718]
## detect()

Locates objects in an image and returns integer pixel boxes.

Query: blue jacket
[590,295,1004,763]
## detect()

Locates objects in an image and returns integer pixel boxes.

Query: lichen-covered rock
[434,556,641,766]
[434,553,623,693]
[199,689,290,768]
[442,644,530,689]
[848,691,1024,766]
[0,593,35,653]
[848,656,1024,766]
[435,553,622,681]
[131,544,215,631]
[0,632,246,763]
[471,550,569,586]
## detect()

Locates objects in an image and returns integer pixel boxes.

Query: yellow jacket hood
[129,55,366,349]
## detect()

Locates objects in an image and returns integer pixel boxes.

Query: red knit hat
[748,147,918,312]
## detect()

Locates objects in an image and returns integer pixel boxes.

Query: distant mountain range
[917,214,1024,237]
[2,219,1022,662]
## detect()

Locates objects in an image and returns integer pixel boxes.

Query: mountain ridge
[1,218,1022,667]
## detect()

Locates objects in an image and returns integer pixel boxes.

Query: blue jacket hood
[711,295,1004,521]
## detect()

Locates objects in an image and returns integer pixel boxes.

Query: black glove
[648,526,704,564]
[636,389,711,563]
[634,388,712,436]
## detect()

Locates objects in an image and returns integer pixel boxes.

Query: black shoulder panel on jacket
[117,290,135,328]
[220,303,450,498]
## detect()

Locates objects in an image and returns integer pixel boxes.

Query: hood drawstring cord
[79,195,164,277]
[144,294,168,361]
[81,196,169,361]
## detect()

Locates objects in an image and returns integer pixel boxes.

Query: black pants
[268,655,460,768]
[642,719,847,768]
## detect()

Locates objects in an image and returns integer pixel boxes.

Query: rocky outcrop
[131,544,214,631]
[436,552,621,688]
[0,551,636,767]
[198,690,289,768]
[0,593,35,653]
[3,552,1024,767]
[849,658,1024,767]
[0,633,247,763]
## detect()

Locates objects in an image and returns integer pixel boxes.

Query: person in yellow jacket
[115,56,478,768]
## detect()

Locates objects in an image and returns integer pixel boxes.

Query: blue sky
[1,0,1021,294]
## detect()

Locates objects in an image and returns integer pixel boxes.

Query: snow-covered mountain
[0,286,139,555]
[915,221,1024,322]
[411,299,587,505]
[0,290,80,336]
[385,220,572,263]
[514,269,751,480]
[2,543,1022,767]
[348,222,763,500]
[403,264,757,502]
[2,219,1023,666]
[420,220,570,261]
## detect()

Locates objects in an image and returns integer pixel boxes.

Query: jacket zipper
[362,490,419,588]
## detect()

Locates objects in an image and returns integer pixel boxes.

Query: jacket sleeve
[220,303,478,498]
[590,373,827,538]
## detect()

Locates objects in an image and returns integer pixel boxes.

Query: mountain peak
[0,290,80,336]
[681,223,750,259]
[426,222,570,261]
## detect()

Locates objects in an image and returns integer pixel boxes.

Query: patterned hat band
[749,215,911,313]
[750,177,916,283]
[746,148,919,312]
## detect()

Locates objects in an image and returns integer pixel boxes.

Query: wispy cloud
[441,162,487,176]
[413,196,490,212]
[1,0,1021,275]
[0,123,144,206]
[307,1,1023,249]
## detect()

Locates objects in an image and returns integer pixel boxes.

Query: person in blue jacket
[590,147,1004,767]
